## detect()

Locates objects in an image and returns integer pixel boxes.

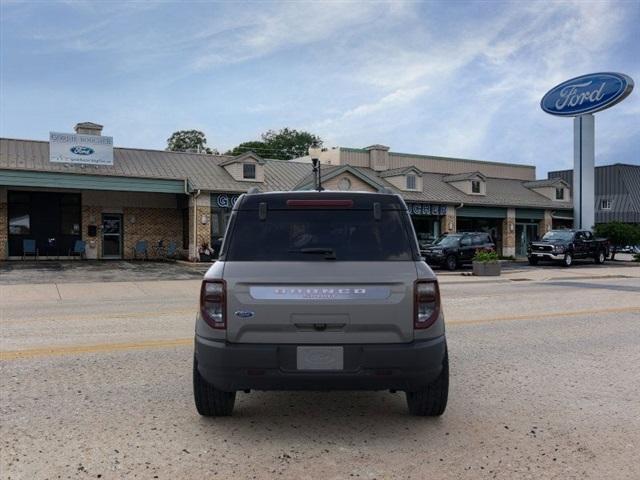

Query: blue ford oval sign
[70,145,95,155]
[541,72,633,116]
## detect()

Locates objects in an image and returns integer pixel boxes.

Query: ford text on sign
[49,132,114,166]
[541,72,634,117]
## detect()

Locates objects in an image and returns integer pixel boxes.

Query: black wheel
[193,358,236,416]
[445,255,457,271]
[595,250,606,264]
[406,349,449,416]
[528,256,539,266]
[562,253,573,267]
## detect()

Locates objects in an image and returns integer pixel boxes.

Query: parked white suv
[193,191,448,416]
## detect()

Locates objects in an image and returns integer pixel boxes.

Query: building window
[471,180,481,193]
[243,163,256,179]
[406,174,416,190]
[60,194,81,235]
[601,199,612,210]
[555,188,564,200]
[8,192,30,234]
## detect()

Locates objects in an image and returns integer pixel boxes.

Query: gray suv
[193,191,448,416]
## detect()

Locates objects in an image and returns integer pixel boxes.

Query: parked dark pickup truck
[527,230,609,267]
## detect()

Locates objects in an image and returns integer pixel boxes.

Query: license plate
[296,346,344,371]
[535,253,544,257]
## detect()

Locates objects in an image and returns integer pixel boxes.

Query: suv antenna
[311,157,324,192]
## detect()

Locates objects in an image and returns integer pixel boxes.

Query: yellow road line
[0,338,192,361]
[2,306,640,361]
[1,309,194,324]
[448,305,640,325]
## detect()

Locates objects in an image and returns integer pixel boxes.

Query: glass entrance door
[102,214,123,259]
[516,223,538,257]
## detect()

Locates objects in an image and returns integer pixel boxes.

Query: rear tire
[528,256,538,266]
[193,358,236,416]
[595,250,606,264]
[562,253,573,267]
[445,255,457,271]
[406,349,449,416]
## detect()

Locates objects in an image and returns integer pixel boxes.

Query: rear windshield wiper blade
[288,247,337,259]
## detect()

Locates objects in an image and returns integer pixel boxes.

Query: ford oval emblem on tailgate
[235,310,255,318]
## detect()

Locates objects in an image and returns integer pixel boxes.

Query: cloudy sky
[1,0,638,176]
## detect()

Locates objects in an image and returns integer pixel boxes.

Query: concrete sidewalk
[0,279,201,306]
[437,263,640,283]
[0,260,209,285]
[1,263,638,306]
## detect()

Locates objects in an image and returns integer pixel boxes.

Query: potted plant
[472,250,501,276]
[198,242,213,262]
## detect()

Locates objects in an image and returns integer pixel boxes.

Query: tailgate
[223,261,417,344]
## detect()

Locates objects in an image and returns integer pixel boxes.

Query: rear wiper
[288,247,337,260]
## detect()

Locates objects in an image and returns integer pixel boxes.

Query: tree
[225,141,269,157]
[226,128,322,160]
[593,222,640,260]
[167,130,217,154]
[260,128,322,160]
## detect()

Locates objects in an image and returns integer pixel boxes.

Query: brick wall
[122,207,182,260]
[539,210,553,237]
[81,205,103,259]
[502,208,516,257]
[440,205,457,234]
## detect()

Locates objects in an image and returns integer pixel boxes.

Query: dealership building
[0,122,575,261]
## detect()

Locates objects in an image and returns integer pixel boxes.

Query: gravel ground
[1,275,639,479]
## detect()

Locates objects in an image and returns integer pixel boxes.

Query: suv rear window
[223,209,416,261]
[473,233,492,245]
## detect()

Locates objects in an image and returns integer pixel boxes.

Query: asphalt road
[2,274,640,479]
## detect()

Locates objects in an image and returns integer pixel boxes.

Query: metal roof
[443,171,486,182]
[549,164,640,222]
[0,137,310,193]
[0,137,573,210]
[523,178,567,188]
[378,166,422,178]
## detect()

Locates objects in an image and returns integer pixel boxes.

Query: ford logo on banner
[541,72,634,116]
[70,146,95,155]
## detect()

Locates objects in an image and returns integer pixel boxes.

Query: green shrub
[473,250,499,262]
[594,222,640,260]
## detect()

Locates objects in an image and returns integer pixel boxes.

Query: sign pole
[573,114,595,229]
[540,72,633,231]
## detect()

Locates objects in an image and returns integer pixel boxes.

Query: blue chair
[69,240,86,260]
[166,240,178,259]
[22,239,38,261]
[133,240,149,260]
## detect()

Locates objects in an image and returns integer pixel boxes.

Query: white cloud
[309,0,636,174]
[191,2,409,70]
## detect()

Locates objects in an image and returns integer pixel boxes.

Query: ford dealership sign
[50,132,114,165]
[541,72,634,116]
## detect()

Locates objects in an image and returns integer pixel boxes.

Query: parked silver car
[193,191,448,416]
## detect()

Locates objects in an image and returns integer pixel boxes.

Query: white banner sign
[49,132,114,166]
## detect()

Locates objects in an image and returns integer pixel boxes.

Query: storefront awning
[457,206,507,218]
[0,169,186,194]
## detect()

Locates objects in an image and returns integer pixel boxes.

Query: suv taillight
[200,280,226,329]
[414,280,440,329]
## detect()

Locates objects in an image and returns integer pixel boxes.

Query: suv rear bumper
[195,335,447,392]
